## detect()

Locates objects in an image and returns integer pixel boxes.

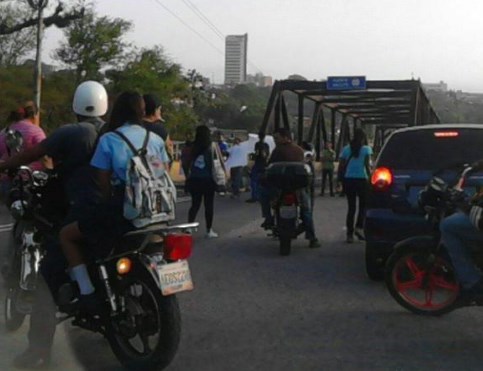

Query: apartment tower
[224,34,248,85]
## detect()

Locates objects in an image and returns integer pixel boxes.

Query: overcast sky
[43,0,483,92]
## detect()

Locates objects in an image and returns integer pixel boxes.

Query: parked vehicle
[365,124,483,280]
[385,165,474,316]
[265,162,311,256]
[3,166,199,370]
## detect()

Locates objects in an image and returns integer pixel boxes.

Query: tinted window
[377,128,483,170]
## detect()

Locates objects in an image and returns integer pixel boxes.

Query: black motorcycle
[265,162,311,256]
[3,166,199,370]
[384,165,482,316]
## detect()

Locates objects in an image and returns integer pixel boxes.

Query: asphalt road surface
[1,193,483,371]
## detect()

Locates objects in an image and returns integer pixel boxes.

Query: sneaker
[205,229,219,239]
[260,220,274,229]
[309,239,321,248]
[346,234,354,243]
[355,228,366,241]
[13,348,50,369]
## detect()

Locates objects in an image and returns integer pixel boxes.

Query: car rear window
[377,128,483,170]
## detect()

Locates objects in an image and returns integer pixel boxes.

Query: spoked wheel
[4,288,28,332]
[107,266,181,371]
[385,246,460,316]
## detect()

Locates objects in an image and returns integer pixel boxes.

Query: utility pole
[30,0,49,111]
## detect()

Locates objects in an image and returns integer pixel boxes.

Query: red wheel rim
[392,253,460,311]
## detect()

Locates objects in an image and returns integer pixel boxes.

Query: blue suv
[364,124,483,280]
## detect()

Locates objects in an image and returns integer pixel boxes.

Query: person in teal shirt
[339,128,373,243]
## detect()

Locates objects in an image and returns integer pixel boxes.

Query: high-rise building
[224,34,248,85]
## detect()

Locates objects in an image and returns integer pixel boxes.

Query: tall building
[224,34,248,85]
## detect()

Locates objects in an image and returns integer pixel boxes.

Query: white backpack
[114,129,176,228]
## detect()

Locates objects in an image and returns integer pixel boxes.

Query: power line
[179,0,264,74]
[152,0,224,56]
[181,0,224,40]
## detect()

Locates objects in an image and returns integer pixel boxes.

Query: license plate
[157,260,194,295]
[280,206,297,219]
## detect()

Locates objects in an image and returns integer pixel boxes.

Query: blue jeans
[260,186,316,241]
[250,165,263,201]
[440,212,483,289]
[230,166,243,196]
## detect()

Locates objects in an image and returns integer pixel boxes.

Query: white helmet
[72,81,108,117]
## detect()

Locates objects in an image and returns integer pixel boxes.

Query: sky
[43,0,483,92]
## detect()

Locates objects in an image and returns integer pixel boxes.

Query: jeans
[250,165,263,201]
[230,166,243,196]
[321,169,334,195]
[260,185,316,241]
[188,177,216,231]
[344,178,368,235]
[440,212,483,289]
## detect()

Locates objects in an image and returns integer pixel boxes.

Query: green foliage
[0,65,75,133]
[107,45,197,139]
[55,8,132,83]
[0,3,35,66]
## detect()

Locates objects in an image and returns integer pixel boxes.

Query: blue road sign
[327,76,366,90]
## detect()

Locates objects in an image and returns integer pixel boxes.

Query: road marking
[0,223,13,233]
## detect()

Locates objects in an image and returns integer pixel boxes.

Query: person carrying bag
[186,125,225,238]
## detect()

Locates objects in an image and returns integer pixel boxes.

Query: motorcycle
[265,162,311,256]
[3,166,52,331]
[3,166,199,370]
[384,164,479,316]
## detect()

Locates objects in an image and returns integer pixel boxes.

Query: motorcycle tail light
[371,167,393,191]
[164,234,193,260]
[282,193,297,205]
[116,257,132,275]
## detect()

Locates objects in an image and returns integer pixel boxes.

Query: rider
[0,81,108,368]
[59,91,170,315]
[260,128,320,248]
[440,160,483,301]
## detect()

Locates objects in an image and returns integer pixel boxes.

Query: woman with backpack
[186,125,223,239]
[338,128,373,243]
[59,91,170,313]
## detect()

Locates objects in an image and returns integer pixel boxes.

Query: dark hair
[350,128,367,158]
[143,94,161,116]
[7,107,25,123]
[191,125,212,159]
[23,101,38,119]
[108,91,144,131]
[258,131,266,141]
[274,128,292,139]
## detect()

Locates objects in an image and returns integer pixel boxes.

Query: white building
[423,81,448,92]
[224,34,248,85]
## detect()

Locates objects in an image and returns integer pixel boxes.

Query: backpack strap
[114,128,152,173]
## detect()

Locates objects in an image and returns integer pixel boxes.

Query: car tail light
[371,167,393,191]
[164,234,193,260]
[434,131,459,138]
[282,193,297,205]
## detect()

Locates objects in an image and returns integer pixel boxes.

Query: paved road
[1,193,483,370]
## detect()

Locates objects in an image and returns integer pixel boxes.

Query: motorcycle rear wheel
[385,246,460,316]
[4,288,27,332]
[107,265,181,371]
[279,235,292,256]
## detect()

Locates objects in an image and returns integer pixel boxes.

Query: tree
[107,46,197,139]
[0,2,36,66]
[55,8,131,83]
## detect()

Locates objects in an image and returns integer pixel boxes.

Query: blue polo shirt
[340,145,373,179]
[91,123,169,184]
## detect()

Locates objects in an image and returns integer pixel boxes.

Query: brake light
[371,167,393,191]
[282,193,297,205]
[164,233,193,260]
[434,131,459,138]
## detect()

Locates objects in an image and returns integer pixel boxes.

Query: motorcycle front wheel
[106,265,181,371]
[4,288,27,332]
[385,246,460,316]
